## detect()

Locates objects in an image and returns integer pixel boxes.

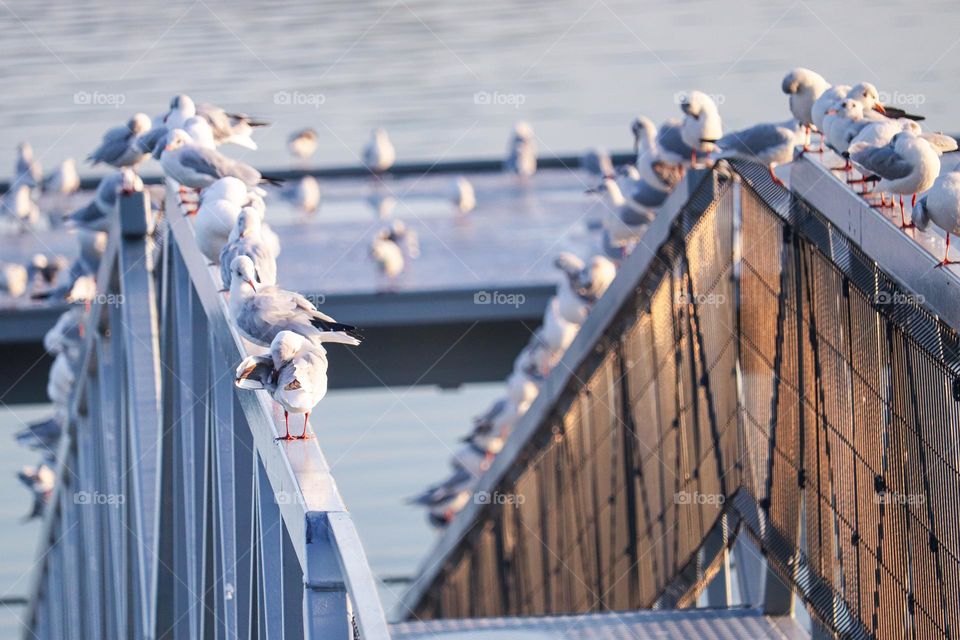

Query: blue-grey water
[2,0,960,636]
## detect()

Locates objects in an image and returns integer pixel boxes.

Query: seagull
[581,147,614,178]
[448,176,476,214]
[366,189,396,219]
[823,100,870,158]
[781,68,830,148]
[654,118,698,166]
[183,116,217,150]
[813,82,924,134]
[46,158,80,194]
[15,413,64,453]
[0,263,28,297]
[586,177,654,245]
[15,142,42,189]
[28,254,68,290]
[228,255,362,348]
[134,125,170,160]
[280,175,321,214]
[380,220,419,258]
[196,101,268,150]
[288,128,318,159]
[190,194,241,263]
[847,118,922,158]
[505,121,537,178]
[679,91,723,166]
[554,252,617,324]
[370,234,405,278]
[407,467,476,516]
[88,113,152,167]
[161,129,280,191]
[65,168,142,232]
[31,260,96,304]
[17,463,55,521]
[219,208,277,289]
[850,131,940,227]
[48,353,75,407]
[541,296,580,353]
[235,330,329,440]
[914,171,960,266]
[163,95,268,149]
[1,183,40,229]
[631,116,685,193]
[710,120,805,185]
[43,307,85,359]
[362,128,396,174]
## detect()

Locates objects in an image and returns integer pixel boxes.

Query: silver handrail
[23,185,390,639]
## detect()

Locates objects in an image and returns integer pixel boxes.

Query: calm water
[2,0,960,636]
[2,0,959,176]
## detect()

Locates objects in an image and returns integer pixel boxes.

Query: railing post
[304,513,351,639]
[115,190,163,637]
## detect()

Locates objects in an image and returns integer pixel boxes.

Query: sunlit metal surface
[23,187,391,639]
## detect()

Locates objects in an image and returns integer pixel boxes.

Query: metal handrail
[22,185,391,639]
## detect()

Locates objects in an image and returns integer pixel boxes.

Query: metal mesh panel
[408,167,960,640]
[411,182,740,620]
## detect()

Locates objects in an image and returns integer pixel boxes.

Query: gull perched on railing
[161,130,280,190]
[227,255,362,348]
[631,116,685,194]
[781,68,831,149]
[914,172,960,266]
[219,209,277,289]
[708,120,805,186]
[87,113,152,167]
[849,131,940,227]
[679,91,723,167]
[17,463,55,521]
[163,94,268,149]
[235,330,329,440]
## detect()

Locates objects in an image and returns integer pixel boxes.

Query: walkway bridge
[398,157,960,639]
[21,153,960,639]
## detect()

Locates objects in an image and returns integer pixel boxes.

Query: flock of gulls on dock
[9,67,960,523]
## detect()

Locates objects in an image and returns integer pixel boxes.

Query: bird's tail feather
[310,318,363,341]
[260,175,285,186]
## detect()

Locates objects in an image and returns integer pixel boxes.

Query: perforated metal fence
[405,163,960,640]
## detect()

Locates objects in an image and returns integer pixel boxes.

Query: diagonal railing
[23,185,391,639]
[400,158,960,640]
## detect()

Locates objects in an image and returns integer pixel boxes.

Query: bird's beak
[164,144,175,151]
[874,103,887,115]
[245,279,257,291]
[825,109,838,116]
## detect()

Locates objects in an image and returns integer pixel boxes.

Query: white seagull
[288,128,318,159]
[711,120,805,185]
[15,142,42,189]
[219,208,277,289]
[505,121,537,178]
[448,176,476,214]
[679,91,723,166]
[914,172,960,266]
[161,129,279,190]
[235,330,329,440]
[362,128,396,174]
[46,158,80,194]
[88,113,152,167]
[227,256,362,348]
[850,131,940,227]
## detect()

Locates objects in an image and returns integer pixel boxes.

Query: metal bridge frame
[23,187,391,639]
